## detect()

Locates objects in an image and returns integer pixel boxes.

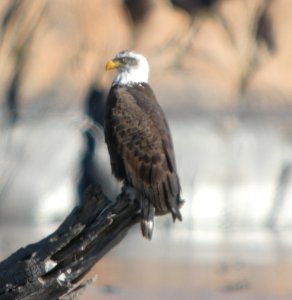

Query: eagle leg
[140,198,155,240]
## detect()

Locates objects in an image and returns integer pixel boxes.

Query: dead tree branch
[0,185,140,300]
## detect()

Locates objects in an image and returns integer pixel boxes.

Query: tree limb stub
[0,185,140,300]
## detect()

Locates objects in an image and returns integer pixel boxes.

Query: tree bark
[0,185,140,300]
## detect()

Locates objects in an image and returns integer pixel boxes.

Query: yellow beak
[105,59,122,71]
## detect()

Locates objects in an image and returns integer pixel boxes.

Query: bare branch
[0,185,140,300]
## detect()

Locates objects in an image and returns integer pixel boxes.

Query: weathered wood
[0,185,140,300]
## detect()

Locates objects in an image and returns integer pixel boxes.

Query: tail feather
[170,206,182,222]
[171,195,184,221]
[140,198,155,240]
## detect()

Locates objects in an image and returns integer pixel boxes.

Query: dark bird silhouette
[104,50,183,239]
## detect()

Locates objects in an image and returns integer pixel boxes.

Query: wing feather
[106,84,182,219]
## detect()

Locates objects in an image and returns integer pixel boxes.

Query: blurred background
[1,0,292,299]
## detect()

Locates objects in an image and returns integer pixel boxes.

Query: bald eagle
[105,50,183,239]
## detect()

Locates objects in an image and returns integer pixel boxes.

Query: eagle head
[105,50,149,85]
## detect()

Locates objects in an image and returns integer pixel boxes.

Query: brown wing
[106,84,182,220]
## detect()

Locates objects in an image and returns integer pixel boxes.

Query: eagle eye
[120,57,138,66]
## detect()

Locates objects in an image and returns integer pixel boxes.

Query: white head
[105,50,149,86]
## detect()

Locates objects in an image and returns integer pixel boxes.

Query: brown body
[105,82,182,238]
